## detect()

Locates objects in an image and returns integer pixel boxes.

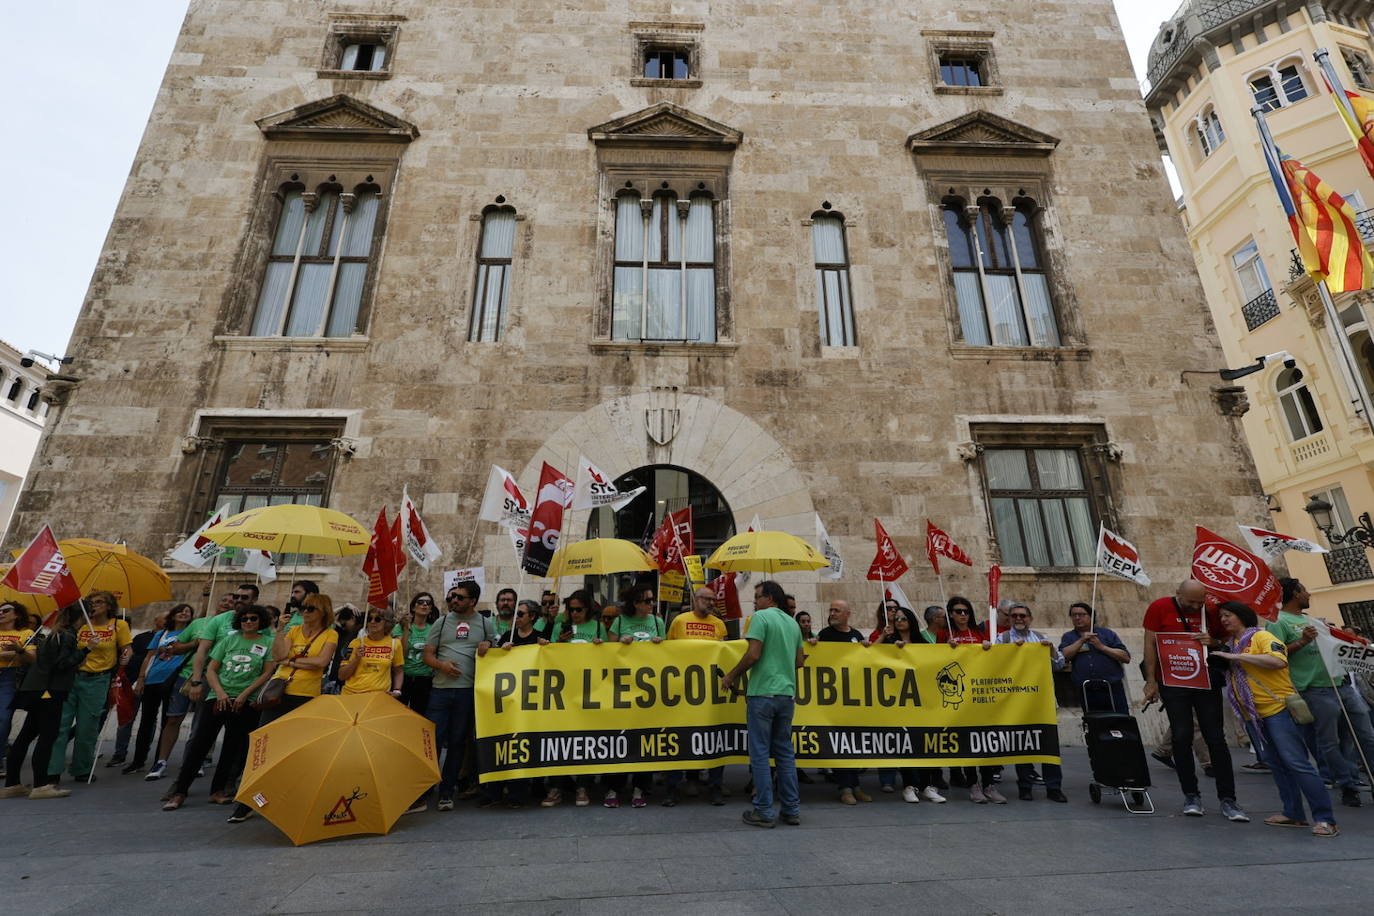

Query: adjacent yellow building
[1145,0,1374,628]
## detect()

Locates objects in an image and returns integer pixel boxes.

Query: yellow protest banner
[683,554,704,588]
[659,570,685,603]
[475,642,1059,782]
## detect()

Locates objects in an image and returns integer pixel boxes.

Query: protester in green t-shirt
[394,592,438,713]
[162,604,277,810]
[610,584,665,644]
[556,592,605,644]
[722,580,805,828]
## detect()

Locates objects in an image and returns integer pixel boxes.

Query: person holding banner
[1142,580,1245,821]
[942,597,988,647]
[422,581,495,812]
[721,580,805,828]
[48,591,130,783]
[396,593,438,713]
[1213,601,1337,837]
[995,604,1067,803]
[1269,578,1374,808]
[0,601,36,769]
[664,586,729,807]
[2,604,89,799]
[610,584,665,645]
[557,591,607,644]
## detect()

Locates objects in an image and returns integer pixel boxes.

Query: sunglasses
[1009,613,1030,619]
[367,615,385,623]
[516,611,530,618]
[240,615,262,623]
[951,608,971,614]
[415,599,433,605]
[636,597,654,604]
[567,605,586,613]
[447,595,469,602]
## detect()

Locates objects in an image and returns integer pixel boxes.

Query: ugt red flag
[1191,526,1282,622]
[522,463,574,576]
[648,508,694,573]
[3,525,82,609]
[926,521,972,576]
[866,519,909,582]
[363,508,398,609]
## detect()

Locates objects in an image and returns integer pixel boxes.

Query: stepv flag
[815,514,843,580]
[1315,48,1374,180]
[1097,525,1151,587]
[3,525,82,615]
[1237,524,1328,563]
[168,504,231,567]
[571,456,646,512]
[363,508,398,609]
[866,519,909,582]
[400,485,443,569]
[925,521,972,577]
[1255,106,1374,293]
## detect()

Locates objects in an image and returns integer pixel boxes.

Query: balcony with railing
[1241,288,1279,330]
[1325,544,1374,584]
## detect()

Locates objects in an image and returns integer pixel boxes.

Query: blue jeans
[1302,684,1374,788]
[0,668,20,757]
[1246,709,1335,825]
[747,695,799,820]
[425,687,475,797]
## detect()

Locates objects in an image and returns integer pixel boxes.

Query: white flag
[883,581,913,612]
[1237,524,1329,562]
[400,485,443,569]
[479,465,532,529]
[509,526,528,563]
[242,549,277,583]
[168,504,232,568]
[815,514,843,580]
[571,456,647,511]
[1097,525,1151,587]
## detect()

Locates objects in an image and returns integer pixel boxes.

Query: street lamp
[1303,494,1374,547]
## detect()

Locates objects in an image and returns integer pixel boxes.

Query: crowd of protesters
[0,573,1370,838]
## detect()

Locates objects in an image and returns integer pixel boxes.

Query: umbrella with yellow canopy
[543,538,657,577]
[201,503,370,556]
[5,538,171,614]
[235,692,439,846]
[704,530,831,575]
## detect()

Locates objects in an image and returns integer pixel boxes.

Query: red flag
[390,513,407,579]
[866,519,909,581]
[109,668,137,727]
[1190,525,1282,622]
[648,508,694,573]
[2,525,82,609]
[988,565,1001,612]
[710,572,742,620]
[522,463,575,576]
[925,521,972,577]
[363,508,398,609]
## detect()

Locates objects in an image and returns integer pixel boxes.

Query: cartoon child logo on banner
[936,661,967,709]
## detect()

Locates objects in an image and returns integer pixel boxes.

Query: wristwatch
[190,680,204,687]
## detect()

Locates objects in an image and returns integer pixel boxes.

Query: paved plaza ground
[7,749,1374,915]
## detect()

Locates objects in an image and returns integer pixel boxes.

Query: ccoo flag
[925,521,972,577]
[1097,524,1151,587]
[867,519,909,582]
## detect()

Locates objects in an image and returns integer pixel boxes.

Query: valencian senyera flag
[1315,48,1374,181]
[1256,109,1374,293]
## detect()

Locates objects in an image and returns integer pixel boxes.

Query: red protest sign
[1156,633,1212,689]
[1191,526,1281,621]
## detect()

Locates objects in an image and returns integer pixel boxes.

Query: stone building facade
[10,0,1265,642]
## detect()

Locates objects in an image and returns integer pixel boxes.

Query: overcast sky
[0,0,1180,359]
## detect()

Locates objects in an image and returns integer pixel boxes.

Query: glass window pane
[272,191,306,256]
[612,266,642,340]
[985,449,1031,489]
[1280,393,1308,440]
[480,209,517,259]
[1033,449,1083,489]
[1041,499,1076,566]
[991,498,1025,565]
[285,262,332,337]
[822,270,843,344]
[664,196,682,262]
[324,195,347,256]
[648,197,666,262]
[340,44,359,70]
[984,274,1028,346]
[1021,273,1059,347]
[341,192,379,258]
[222,444,269,488]
[954,272,989,346]
[812,215,846,264]
[250,261,293,336]
[944,209,975,269]
[1011,209,1039,269]
[1065,498,1096,566]
[1017,499,1050,567]
[645,267,681,338]
[1251,76,1280,111]
[326,262,366,337]
[615,196,643,261]
[302,192,334,256]
[685,197,713,262]
[686,267,715,342]
[1279,65,1307,102]
[1329,486,1356,530]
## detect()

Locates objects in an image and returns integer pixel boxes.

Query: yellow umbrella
[202,504,370,556]
[705,530,831,574]
[236,692,439,846]
[0,563,55,616]
[7,539,171,611]
[544,538,657,577]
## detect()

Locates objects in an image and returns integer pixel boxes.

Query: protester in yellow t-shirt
[267,594,339,706]
[49,591,131,780]
[1214,600,1337,837]
[340,608,404,697]
[0,600,37,763]
[663,586,729,807]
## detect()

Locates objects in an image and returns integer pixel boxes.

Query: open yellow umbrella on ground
[544,538,657,577]
[236,692,439,846]
[201,504,370,556]
[6,539,171,612]
[705,530,831,575]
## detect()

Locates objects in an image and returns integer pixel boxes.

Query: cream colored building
[0,340,50,540]
[1146,0,1374,629]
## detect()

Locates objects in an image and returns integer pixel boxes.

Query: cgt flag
[648,508,694,573]
[168,504,231,568]
[522,463,575,576]
[400,486,443,569]
[571,456,646,512]
[1236,524,1328,563]
[926,521,972,577]
[867,519,909,582]
[1191,526,1282,622]
[479,465,533,530]
[1097,525,1151,587]
[2,525,82,609]
[815,514,844,581]
[363,508,398,609]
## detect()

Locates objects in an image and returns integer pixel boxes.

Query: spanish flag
[1256,112,1374,293]
[1315,49,1374,180]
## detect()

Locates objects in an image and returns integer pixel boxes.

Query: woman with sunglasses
[604,583,662,808]
[340,608,404,697]
[2,603,89,799]
[395,593,438,712]
[941,596,1002,802]
[499,601,550,649]
[162,604,277,810]
[557,591,606,644]
[0,600,36,770]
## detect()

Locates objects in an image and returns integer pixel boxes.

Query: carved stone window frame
[318,14,404,80]
[629,20,704,89]
[923,29,1002,96]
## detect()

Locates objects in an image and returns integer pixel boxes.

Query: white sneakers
[921,786,947,803]
[901,786,919,803]
[144,761,167,781]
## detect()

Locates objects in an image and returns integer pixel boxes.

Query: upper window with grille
[249,181,382,338]
[320,19,399,79]
[1192,106,1225,159]
[1342,47,1374,91]
[942,195,1059,348]
[811,211,856,346]
[469,206,517,342]
[612,191,717,343]
[1250,61,1309,111]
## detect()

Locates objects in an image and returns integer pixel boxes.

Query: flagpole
[1089,522,1103,634]
[204,552,220,616]
[1308,619,1374,801]
[1252,104,1374,435]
